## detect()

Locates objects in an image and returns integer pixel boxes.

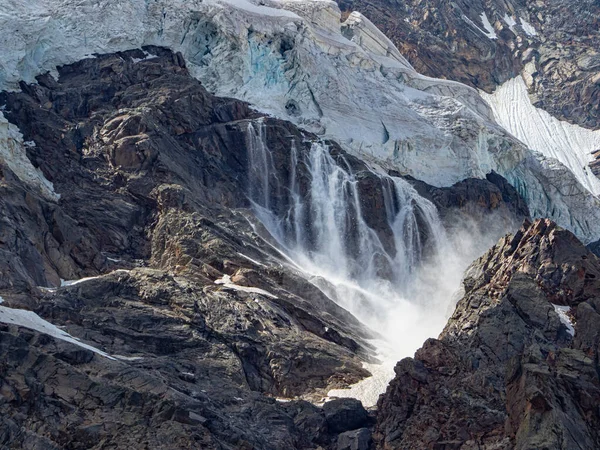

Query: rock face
[375,218,600,449]
[0,47,383,449]
[337,0,600,130]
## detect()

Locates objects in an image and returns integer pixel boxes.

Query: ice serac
[1,0,599,242]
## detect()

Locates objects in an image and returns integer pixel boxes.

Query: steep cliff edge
[375,218,600,449]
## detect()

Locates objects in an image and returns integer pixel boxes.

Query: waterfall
[245,121,447,318]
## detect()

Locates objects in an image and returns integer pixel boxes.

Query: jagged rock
[375,219,600,449]
[337,428,372,450]
[0,47,382,449]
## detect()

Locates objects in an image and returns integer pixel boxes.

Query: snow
[552,304,575,336]
[60,270,130,287]
[462,13,496,40]
[215,274,278,299]
[0,304,115,359]
[480,77,600,198]
[480,13,498,39]
[237,252,266,267]
[520,17,537,36]
[61,276,101,287]
[0,112,60,201]
[503,14,517,33]
[328,360,395,407]
[0,296,4,304]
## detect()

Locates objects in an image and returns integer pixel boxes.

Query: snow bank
[481,77,600,197]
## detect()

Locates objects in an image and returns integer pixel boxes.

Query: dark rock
[337,428,372,450]
[324,398,370,433]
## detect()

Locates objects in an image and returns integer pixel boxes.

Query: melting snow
[480,77,600,197]
[552,304,575,336]
[0,304,115,359]
[215,274,278,299]
[520,17,537,36]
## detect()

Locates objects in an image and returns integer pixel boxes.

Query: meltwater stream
[246,121,463,404]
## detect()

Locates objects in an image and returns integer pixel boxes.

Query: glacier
[1,0,600,243]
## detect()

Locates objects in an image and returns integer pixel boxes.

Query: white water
[245,122,495,405]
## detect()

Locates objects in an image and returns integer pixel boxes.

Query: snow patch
[327,359,395,407]
[462,13,496,40]
[0,113,60,201]
[0,305,115,359]
[215,274,278,299]
[480,77,600,197]
[520,17,537,36]
[237,252,266,267]
[552,304,575,336]
[480,13,498,39]
[503,14,517,32]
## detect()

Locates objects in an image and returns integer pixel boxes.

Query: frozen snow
[520,17,537,36]
[552,304,575,336]
[237,252,266,267]
[215,274,278,299]
[0,304,115,359]
[503,14,517,33]
[462,13,496,40]
[0,0,599,243]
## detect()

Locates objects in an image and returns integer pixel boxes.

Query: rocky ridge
[375,218,600,449]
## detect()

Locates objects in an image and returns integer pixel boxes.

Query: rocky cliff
[375,218,600,449]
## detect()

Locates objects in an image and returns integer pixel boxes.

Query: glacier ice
[1,0,599,243]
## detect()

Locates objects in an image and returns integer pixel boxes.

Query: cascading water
[246,120,446,325]
[245,120,509,405]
